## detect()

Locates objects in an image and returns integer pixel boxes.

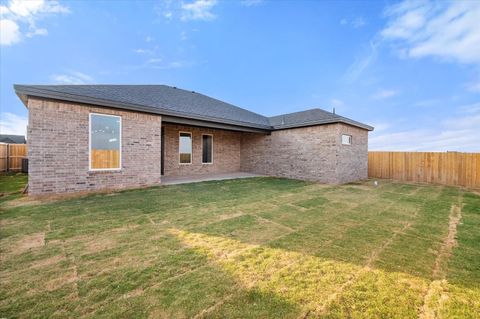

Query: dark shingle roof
[14,85,270,128]
[269,108,373,130]
[14,84,373,131]
[0,134,26,144]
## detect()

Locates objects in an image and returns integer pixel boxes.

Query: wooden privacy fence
[0,143,27,172]
[368,152,480,188]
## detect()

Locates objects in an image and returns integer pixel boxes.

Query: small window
[202,135,213,164]
[179,132,192,164]
[90,113,121,170]
[342,134,352,145]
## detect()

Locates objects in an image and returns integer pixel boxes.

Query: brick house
[14,85,373,195]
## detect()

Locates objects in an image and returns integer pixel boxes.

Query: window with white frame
[202,134,213,164]
[90,113,121,170]
[179,132,192,164]
[341,134,352,145]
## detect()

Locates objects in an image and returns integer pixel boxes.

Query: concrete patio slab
[161,172,264,185]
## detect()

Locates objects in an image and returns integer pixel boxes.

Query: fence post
[6,144,9,173]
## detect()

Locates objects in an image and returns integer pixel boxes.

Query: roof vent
[281,116,285,125]
[191,91,195,93]
[173,86,177,89]
[333,107,335,114]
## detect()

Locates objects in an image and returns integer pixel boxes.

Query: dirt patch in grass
[432,203,462,279]
[16,232,45,253]
[84,237,117,254]
[31,255,66,268]
[121,288,144,299]
[419,280,449,319]
[2,197,43,208]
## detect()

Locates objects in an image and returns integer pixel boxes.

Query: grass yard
[0,175,479,318]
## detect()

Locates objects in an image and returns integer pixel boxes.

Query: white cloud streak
[466,80,480,93]
[181,0,217,21]
[50,71,94,84]
[369,106,480,152]
[240,0,264,7]
[0,112,28,136]
[343,40,378,83]
[371,89,398,100]
[340,17,366,28]
[381,0,480,64]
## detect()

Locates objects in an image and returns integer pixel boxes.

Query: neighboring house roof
[14,84,373,131]
[0,134,26,144]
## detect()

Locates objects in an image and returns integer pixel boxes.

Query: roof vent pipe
[333,107,335,114]
[281,116,285,125]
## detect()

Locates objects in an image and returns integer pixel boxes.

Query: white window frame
[179,131,192,165]
[201,134,214,164]
[341,134,352,145]
[89,113,122,171]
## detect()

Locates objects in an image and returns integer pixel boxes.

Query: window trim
[201,134,214,164]
[179,131,193,165]
[341,134,352,146]
[89,113,122,172]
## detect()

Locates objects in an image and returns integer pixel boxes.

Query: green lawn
[0,173,27,203]
[0,175,479,318]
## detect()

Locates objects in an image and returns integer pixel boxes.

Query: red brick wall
[335,123,369,183]
[240,123,368,184]
[27,98,162,195]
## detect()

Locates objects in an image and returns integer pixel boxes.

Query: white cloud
[466,80,480,93]
[26,27,47,37]
[340,17,366,28]
[369,107,480,152]
[181,0,217,21]
[371,89,398,100]
[134,48,154,55]
[0,0,69,46]
[371,122,390,133]
[50,71,94,84]
[240,0,264,7]
[459,102,480,114]
[146,58,163,64]
[381,1,480,64]
[352,17,366,28]
[0,112,27,136]
[0,19,21,45]
[180,31,187,41]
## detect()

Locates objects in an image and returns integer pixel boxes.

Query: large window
[179,132,192,164]
[89,113,121,170]
[202,134,213,164]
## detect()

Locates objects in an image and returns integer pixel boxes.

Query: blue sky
[1,0,479,151]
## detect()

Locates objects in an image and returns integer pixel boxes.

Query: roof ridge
[268,107,338,118]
